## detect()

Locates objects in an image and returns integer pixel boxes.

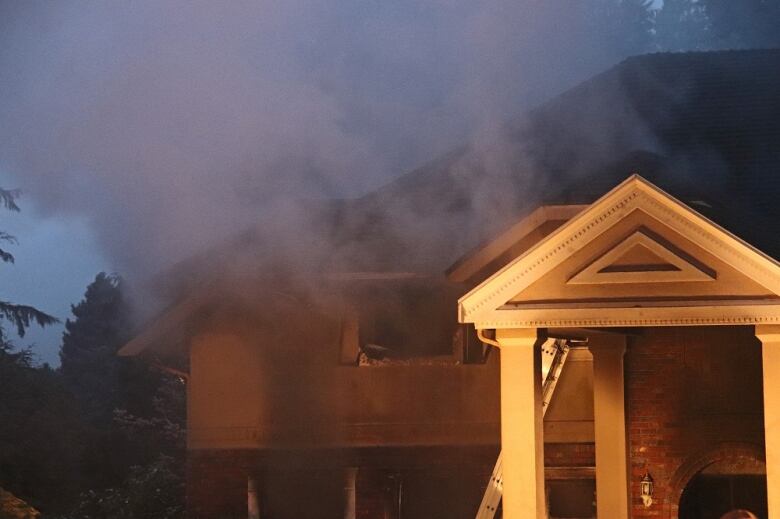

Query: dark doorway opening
[678,474,766,519]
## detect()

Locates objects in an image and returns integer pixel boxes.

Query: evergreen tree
[58,273,135,492]
[619,0,655,56]
[72,375,187,519]
[0,188,78,514]
[655,0,709,51]
[0,188,57,337]
[700,0,780,49]
[69,454,185,519]
[589,0,656,62]
[58,272,177,497]
[0,329,83,514]
[59,273,132,424]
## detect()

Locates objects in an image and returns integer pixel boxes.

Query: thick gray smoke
[0,1,649,283]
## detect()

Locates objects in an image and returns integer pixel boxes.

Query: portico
[458,175,780,518]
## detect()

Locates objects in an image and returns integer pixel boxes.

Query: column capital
[756,324,780,344]
[495,327,541,348]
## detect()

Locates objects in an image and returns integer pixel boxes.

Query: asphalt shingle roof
[162,49,780,295]
[341,49,780,270]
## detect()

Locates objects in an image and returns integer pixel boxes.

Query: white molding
[471,303,780,328]
[567,229,715,284]
[459,175,780,327]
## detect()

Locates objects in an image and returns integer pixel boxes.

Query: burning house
[121,49,780,518]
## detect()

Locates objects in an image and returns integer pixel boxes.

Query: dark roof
[135,49,780,355]
[161,49,780,296]
[338,49,780,269]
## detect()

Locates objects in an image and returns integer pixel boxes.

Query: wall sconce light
[640,472,654,507]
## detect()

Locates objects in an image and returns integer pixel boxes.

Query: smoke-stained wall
[186,294,501,450]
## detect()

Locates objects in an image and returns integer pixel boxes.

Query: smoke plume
[0,1,653,284]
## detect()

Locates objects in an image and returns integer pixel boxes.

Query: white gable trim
[446,204,586,283]
[567,229,715,284]
[458,175,780,327]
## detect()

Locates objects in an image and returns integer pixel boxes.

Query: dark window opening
[356,284,459,359]
[547,479,596,519]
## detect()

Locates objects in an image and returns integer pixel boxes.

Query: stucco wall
[187,307,503,450]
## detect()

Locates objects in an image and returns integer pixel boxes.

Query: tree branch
[0,302,59,337]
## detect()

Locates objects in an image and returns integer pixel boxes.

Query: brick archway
[667,442,765,519]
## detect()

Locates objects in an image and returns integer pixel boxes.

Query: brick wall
[186,447,499,519]
[545,442,595,467]
[626,326,765,519]
[187,450,348,519]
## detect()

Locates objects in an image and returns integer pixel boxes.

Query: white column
[344,467,357,519]
[756,325,780,519]
[495,328,546,519]
[248,476,260,519]
[589,335,629,519]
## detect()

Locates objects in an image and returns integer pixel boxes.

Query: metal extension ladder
[474,339,571,519]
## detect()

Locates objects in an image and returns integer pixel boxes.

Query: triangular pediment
[459,175,780,328]
[567,228,715,285]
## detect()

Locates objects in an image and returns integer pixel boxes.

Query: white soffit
[458,174,780,328]
[446,204,587,283]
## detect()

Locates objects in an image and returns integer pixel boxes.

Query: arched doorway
[720,511,759,519]
[678,457,767,519]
